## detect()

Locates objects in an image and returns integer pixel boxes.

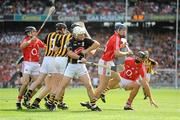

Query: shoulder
[21,36,29,42]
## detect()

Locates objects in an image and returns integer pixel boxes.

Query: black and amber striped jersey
[67,37,94,64]
[55,33,72,57]
[43,32,63,57]
[144,58,157,74]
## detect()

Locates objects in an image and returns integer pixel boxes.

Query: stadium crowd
[0,0,178,15]
[0,28,179,87]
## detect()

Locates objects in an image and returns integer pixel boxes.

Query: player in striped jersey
[45,26,101,111]
[143,51,158,99]
[23,23,67,108]
[39,23,72,110]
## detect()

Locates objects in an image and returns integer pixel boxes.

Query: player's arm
[66,43,87,63]
[20,37,36,49]
[81,39,100,55]
[113,39,132,57]
[140,65,158,108]
[114,50,132,57]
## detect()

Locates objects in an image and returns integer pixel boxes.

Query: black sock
[33,98,41,105]
[27,90,33,98]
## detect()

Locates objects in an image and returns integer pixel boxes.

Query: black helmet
[56,23,67,30]
[25,26,36,34]
[137,51,146,59]
[115,22,126,30]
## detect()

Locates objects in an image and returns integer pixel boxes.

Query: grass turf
[0,88,179,120]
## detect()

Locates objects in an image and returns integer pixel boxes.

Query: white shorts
[98,59,115,76]
[64,63,88,78]
[40,56,57,74]
[55,57,68,74]
[22,61,40,75]
[119,77,141,88]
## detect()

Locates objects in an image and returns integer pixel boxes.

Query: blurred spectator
[0,0,178,16]
[0,28,179,88]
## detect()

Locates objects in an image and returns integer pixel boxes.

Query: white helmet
[73,26,86,36]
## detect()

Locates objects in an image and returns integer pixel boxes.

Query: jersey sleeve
[85,38,95,48]
[20,38,27,47]
[37,39,46,48]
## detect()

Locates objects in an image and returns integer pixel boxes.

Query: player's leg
[95,59,116,100]
[79,73,102,111]
[30,75,53,109]
[94,75,110,99]
[23,73,46,105]
[100,76,120,103]
[123,81,140,110]
[46,57,68,110]
[16,73,30,110]
[45,63,73,111]
[45,76,71,111]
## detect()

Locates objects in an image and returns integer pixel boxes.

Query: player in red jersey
[100,51,158,110]
[16,26,45,110]
[95,23,132,100]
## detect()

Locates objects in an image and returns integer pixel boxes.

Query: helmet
[25,26,36,34]
[137,51,146,59]
[73,26,86,36]
[71,23,81,30]
[115,22,126,30]
[56,23,67,30]
[144,50,149,58]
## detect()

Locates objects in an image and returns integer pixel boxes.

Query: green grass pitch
[0,88,179,120]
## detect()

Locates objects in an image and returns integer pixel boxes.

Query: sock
[46,94,50,99]
[54,99,58,105]
[102,87,110,94]
[33,98,41,105]
[59,95,64,103]
[126,98,132,106]
[26,89,33,98]
[48,94,55,103]
[17,95,23,103]
[90,99,97,106]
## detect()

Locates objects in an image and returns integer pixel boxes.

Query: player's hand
[29,36,36,42]
[150,99,158,108]
[80,58,87,63]
[81,49,88,55]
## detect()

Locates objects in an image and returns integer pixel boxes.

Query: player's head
[25,26,37,36]
[55,23,67,34]
[115,22,126,37]
[72,26,86,40]
[144,50,149,59]
[135,51,146,63]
